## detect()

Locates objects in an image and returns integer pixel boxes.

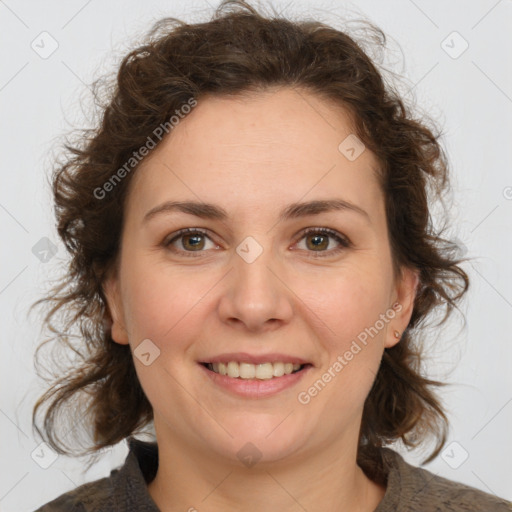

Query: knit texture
[35,438,511,511]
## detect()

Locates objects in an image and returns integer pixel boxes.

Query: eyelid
[163,226,352,257]
[295,226,351,245]
[162,228,214,253]
[293,227,352,256]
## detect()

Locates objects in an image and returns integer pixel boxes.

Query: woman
[32,1,511,510]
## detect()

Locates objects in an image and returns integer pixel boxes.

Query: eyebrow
[143,198,370,225]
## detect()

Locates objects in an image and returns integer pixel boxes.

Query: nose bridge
[218,234,293,329]
[233,234,279,302]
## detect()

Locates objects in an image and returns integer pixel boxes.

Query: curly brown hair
[31,0,469,479]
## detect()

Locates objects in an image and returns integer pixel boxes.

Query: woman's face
[104,87,418,465]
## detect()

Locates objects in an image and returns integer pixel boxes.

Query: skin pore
[103,86,419,512]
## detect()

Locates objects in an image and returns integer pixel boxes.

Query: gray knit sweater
[35,438,511,511]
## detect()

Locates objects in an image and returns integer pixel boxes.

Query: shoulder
[34,475,114,511]
[34,437,159,512]
[377,447,512,512]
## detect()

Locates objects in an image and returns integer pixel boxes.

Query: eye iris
[183,234,204,251]
[307,233,328,251]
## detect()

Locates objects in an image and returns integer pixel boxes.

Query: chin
[204,414,311,467]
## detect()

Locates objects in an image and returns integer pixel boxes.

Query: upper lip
[199,352,312,366]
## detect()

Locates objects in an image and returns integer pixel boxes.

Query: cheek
[294,280,385,415]
[293,265,391,399]
[299,266,392,402]
[120,256,217,346]
[296,264,391,349]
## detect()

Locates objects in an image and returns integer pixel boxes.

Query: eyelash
[163,227,352,258]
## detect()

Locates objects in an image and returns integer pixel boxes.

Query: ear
[385,266,420,349]
[102,271,129,345]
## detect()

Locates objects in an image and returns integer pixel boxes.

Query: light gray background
[1,1,511,510]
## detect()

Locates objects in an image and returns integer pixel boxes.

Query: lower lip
[198,363,313,398]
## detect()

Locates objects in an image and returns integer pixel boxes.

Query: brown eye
[181,233,206,251]
[305,233,329,251]
[163,227,351,259]
[295,228,351,257]
[164,228,217,256]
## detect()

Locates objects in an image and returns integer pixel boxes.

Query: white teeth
[273,362,285,377]
[255,363,274,380]
[239,362,256,379]
[227,361,239,378]
[207,361,304,379]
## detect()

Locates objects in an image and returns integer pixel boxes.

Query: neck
[147,420,386,512]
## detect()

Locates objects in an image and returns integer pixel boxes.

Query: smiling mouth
[200,361,311,380]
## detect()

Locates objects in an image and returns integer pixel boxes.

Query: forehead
[125,87,383,224]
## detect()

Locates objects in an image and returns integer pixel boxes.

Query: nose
[217,238,293,333]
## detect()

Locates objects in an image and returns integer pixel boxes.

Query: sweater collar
[119,437,411,511]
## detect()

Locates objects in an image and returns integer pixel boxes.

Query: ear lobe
[102,274,129,345]
[385,267,420,349]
